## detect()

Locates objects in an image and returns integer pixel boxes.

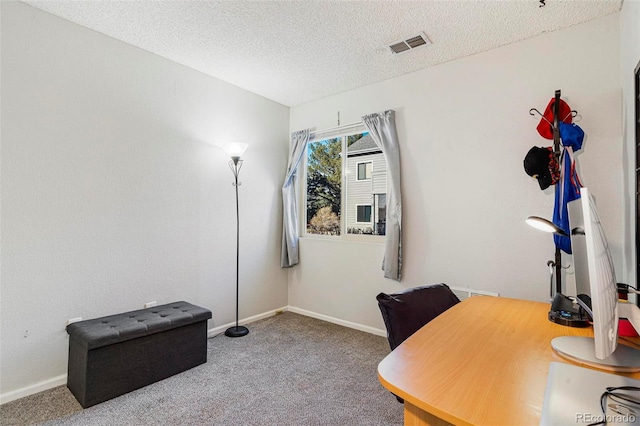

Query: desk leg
[405,402,454,426]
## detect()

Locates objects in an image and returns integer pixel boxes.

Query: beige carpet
[0,312,403,425]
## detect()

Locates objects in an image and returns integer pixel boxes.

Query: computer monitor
[551,187,640,372]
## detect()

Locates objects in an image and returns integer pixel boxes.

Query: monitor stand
[551,336,640,373]
[551,301,640,373]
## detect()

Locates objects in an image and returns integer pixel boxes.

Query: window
[356,205,372,223]
[305,130,386,236]
[357,162,372,180]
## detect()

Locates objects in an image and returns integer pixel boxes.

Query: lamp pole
[225,155,249,338]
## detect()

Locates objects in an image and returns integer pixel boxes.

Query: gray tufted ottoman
[66,301,212,408]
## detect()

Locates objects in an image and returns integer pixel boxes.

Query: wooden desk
[377,296,640,426]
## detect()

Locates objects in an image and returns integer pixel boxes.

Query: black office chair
[376,284,461,402]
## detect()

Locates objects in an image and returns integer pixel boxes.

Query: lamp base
[548,310,590,327]
[225,325,249,337]
[547,293,590,327]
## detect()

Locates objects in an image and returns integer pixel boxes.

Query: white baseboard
[206,306,288,338]
[1,305,383,405]
[0,374,67,405]
[286,306,387,337]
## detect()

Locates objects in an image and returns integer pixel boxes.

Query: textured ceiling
[22,0,622,106]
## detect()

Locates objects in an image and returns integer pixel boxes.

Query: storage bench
[66,301,212,408]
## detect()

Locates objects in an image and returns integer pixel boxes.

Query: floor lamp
[223,143,249,338]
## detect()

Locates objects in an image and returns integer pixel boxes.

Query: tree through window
[306,138,342,235]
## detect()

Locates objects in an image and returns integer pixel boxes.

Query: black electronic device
[548,293,590,327]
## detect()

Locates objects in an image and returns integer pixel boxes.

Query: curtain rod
[309,121,363,137]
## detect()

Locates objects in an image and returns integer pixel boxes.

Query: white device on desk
[541,362,640,426]
[552,188,640,372]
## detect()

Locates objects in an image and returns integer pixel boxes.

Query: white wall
[620,0,640,289]
[0,1,289,398]
[289,13,623,332]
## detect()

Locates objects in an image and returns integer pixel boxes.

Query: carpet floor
[0,312,404,425]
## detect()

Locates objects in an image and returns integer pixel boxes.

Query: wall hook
[562,110,577,122]
[529,108,553,126]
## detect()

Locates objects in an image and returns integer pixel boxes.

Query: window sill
[302,234,385,244]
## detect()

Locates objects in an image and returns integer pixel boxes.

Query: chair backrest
[376,283,460,351]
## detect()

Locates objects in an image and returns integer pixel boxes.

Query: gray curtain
[281,129,311,267]
[362,110,402,281]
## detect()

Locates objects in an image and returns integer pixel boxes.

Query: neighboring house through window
[305,131,387,236]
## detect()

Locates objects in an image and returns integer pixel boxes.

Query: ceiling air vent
[387,32,431,55]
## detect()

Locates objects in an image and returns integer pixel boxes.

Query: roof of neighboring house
[347,134,381,155]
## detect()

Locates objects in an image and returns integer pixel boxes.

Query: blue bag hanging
[552,123,584,254]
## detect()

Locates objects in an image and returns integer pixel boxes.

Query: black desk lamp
[224,143,249,338]
[526,216,589,327]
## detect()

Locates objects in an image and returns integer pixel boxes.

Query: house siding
[346,153,386,231]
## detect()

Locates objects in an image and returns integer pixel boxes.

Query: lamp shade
[223,143,248,159]
[525,216,568,236]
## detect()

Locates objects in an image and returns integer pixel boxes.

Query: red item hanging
[536,98,573,139]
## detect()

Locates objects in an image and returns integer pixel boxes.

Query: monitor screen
[553,188,639,371]
[567,188,618,360]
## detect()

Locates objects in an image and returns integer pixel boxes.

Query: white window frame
[301,126,384,241]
